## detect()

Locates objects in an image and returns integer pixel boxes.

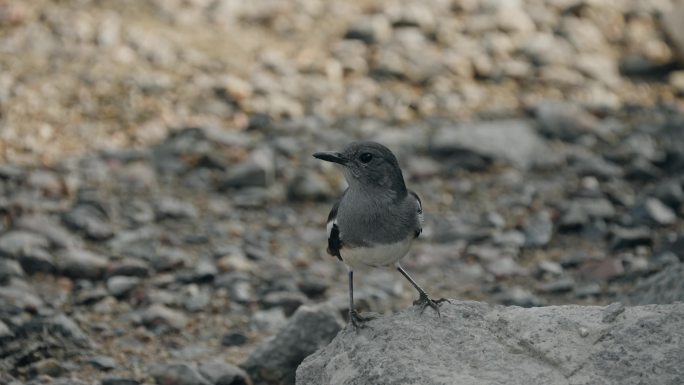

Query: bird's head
[313,141,406,195]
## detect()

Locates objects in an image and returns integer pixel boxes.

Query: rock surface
[296,301,684,385]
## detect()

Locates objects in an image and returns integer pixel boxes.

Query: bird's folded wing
[409,190,423,238]
[326,200,343,260]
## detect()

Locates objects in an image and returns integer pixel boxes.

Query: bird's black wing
[326,200,343,261]
[409,190,423,238]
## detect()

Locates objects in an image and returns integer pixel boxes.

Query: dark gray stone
[88,355,117,371]
[297,301,684,385]
[430,120,559,170]
[18,314,92,347]
[141,304,188,332]
[524,210,554,247]
[0,230,50,259]
[245,304,342,385]
[624,263,684,305]
[610,226,653,251]
[58,248,109,279]
[155,197,198,220]
[198,360,250,385]
[62,203,113,240]
[106,276,140,297]
[15,215,80,248]
[221,147,274,189]
[221,331,248,347]
[534,102,599,141]
[149,363,210,385]
[101,377,141,385]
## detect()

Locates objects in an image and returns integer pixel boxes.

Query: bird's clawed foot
[349,309,375,329]
[413,293,450,317]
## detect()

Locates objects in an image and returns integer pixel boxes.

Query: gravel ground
[1,0,684,384]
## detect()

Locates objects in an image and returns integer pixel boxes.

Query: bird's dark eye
[359,153,373,163]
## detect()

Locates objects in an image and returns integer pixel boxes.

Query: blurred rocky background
[1,0,683,384]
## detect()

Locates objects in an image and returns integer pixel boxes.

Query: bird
[313,141,447,328]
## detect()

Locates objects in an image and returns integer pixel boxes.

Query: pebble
[58,248,109,279]
[101,377,141,385]
[148,363,210,385]
[198,360,250,385]
[524,210,554,247]
[610,227,653,251]
[222,330,249,347]
[62,203,114,240]
[0,230,50,259]
[106,276,140,297]
[430,120,557,171]
[221,147,275,189]
[87,355,117,371]
[536,277,575,293]
[142,304,188,332]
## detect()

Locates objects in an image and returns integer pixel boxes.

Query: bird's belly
[341,238,413,270]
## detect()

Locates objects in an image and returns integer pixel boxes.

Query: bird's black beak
[313,151,348,165]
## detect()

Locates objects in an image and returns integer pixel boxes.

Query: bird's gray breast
[336,192,418,246]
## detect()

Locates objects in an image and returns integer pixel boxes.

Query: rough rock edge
[296,300,684,385]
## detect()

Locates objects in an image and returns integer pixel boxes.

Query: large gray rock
[430,120,559,170]
[296,301,684,385]
[245,304,343,385]
[624,263,684,305]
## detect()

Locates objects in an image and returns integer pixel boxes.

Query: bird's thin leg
[396,264,449,316]
[348,269,369,328]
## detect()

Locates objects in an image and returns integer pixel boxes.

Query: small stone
[251,308,287,333]
[198,360,250,385]
[578,327,589,337]
[579,258,624,282]
[262,291,307,316]
[0,230,50,259]
[184,288,211,313]
[574,283,602,298]
[0,319,13,338]
[19,248,56,274]
[534,102,599,141]
[155,197,198,220]
[107,258,150,277]
[142,304,188,332]
[287,171,334,202]
[0,259,24,281]
[344,15,392,44]
[106,276,140,297]
[16,215,80,248]
[297,278,329,298]
[19,314,92,347]
[101,377,141,385]
[148,363,210,385]
[222,331,249,347]
[492,286,544,308]
[524,210,554,247]
[610,227,653,251]
[431,120,558,171]
[27,358,64,377]
[641,198,676,225]
[62,203,113,240]
[59,248,109,279]
[221,147,274,189]
[536,277,575,293]
[537,260,563,276]
[88,355,117,371]
[601,302,625,323]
